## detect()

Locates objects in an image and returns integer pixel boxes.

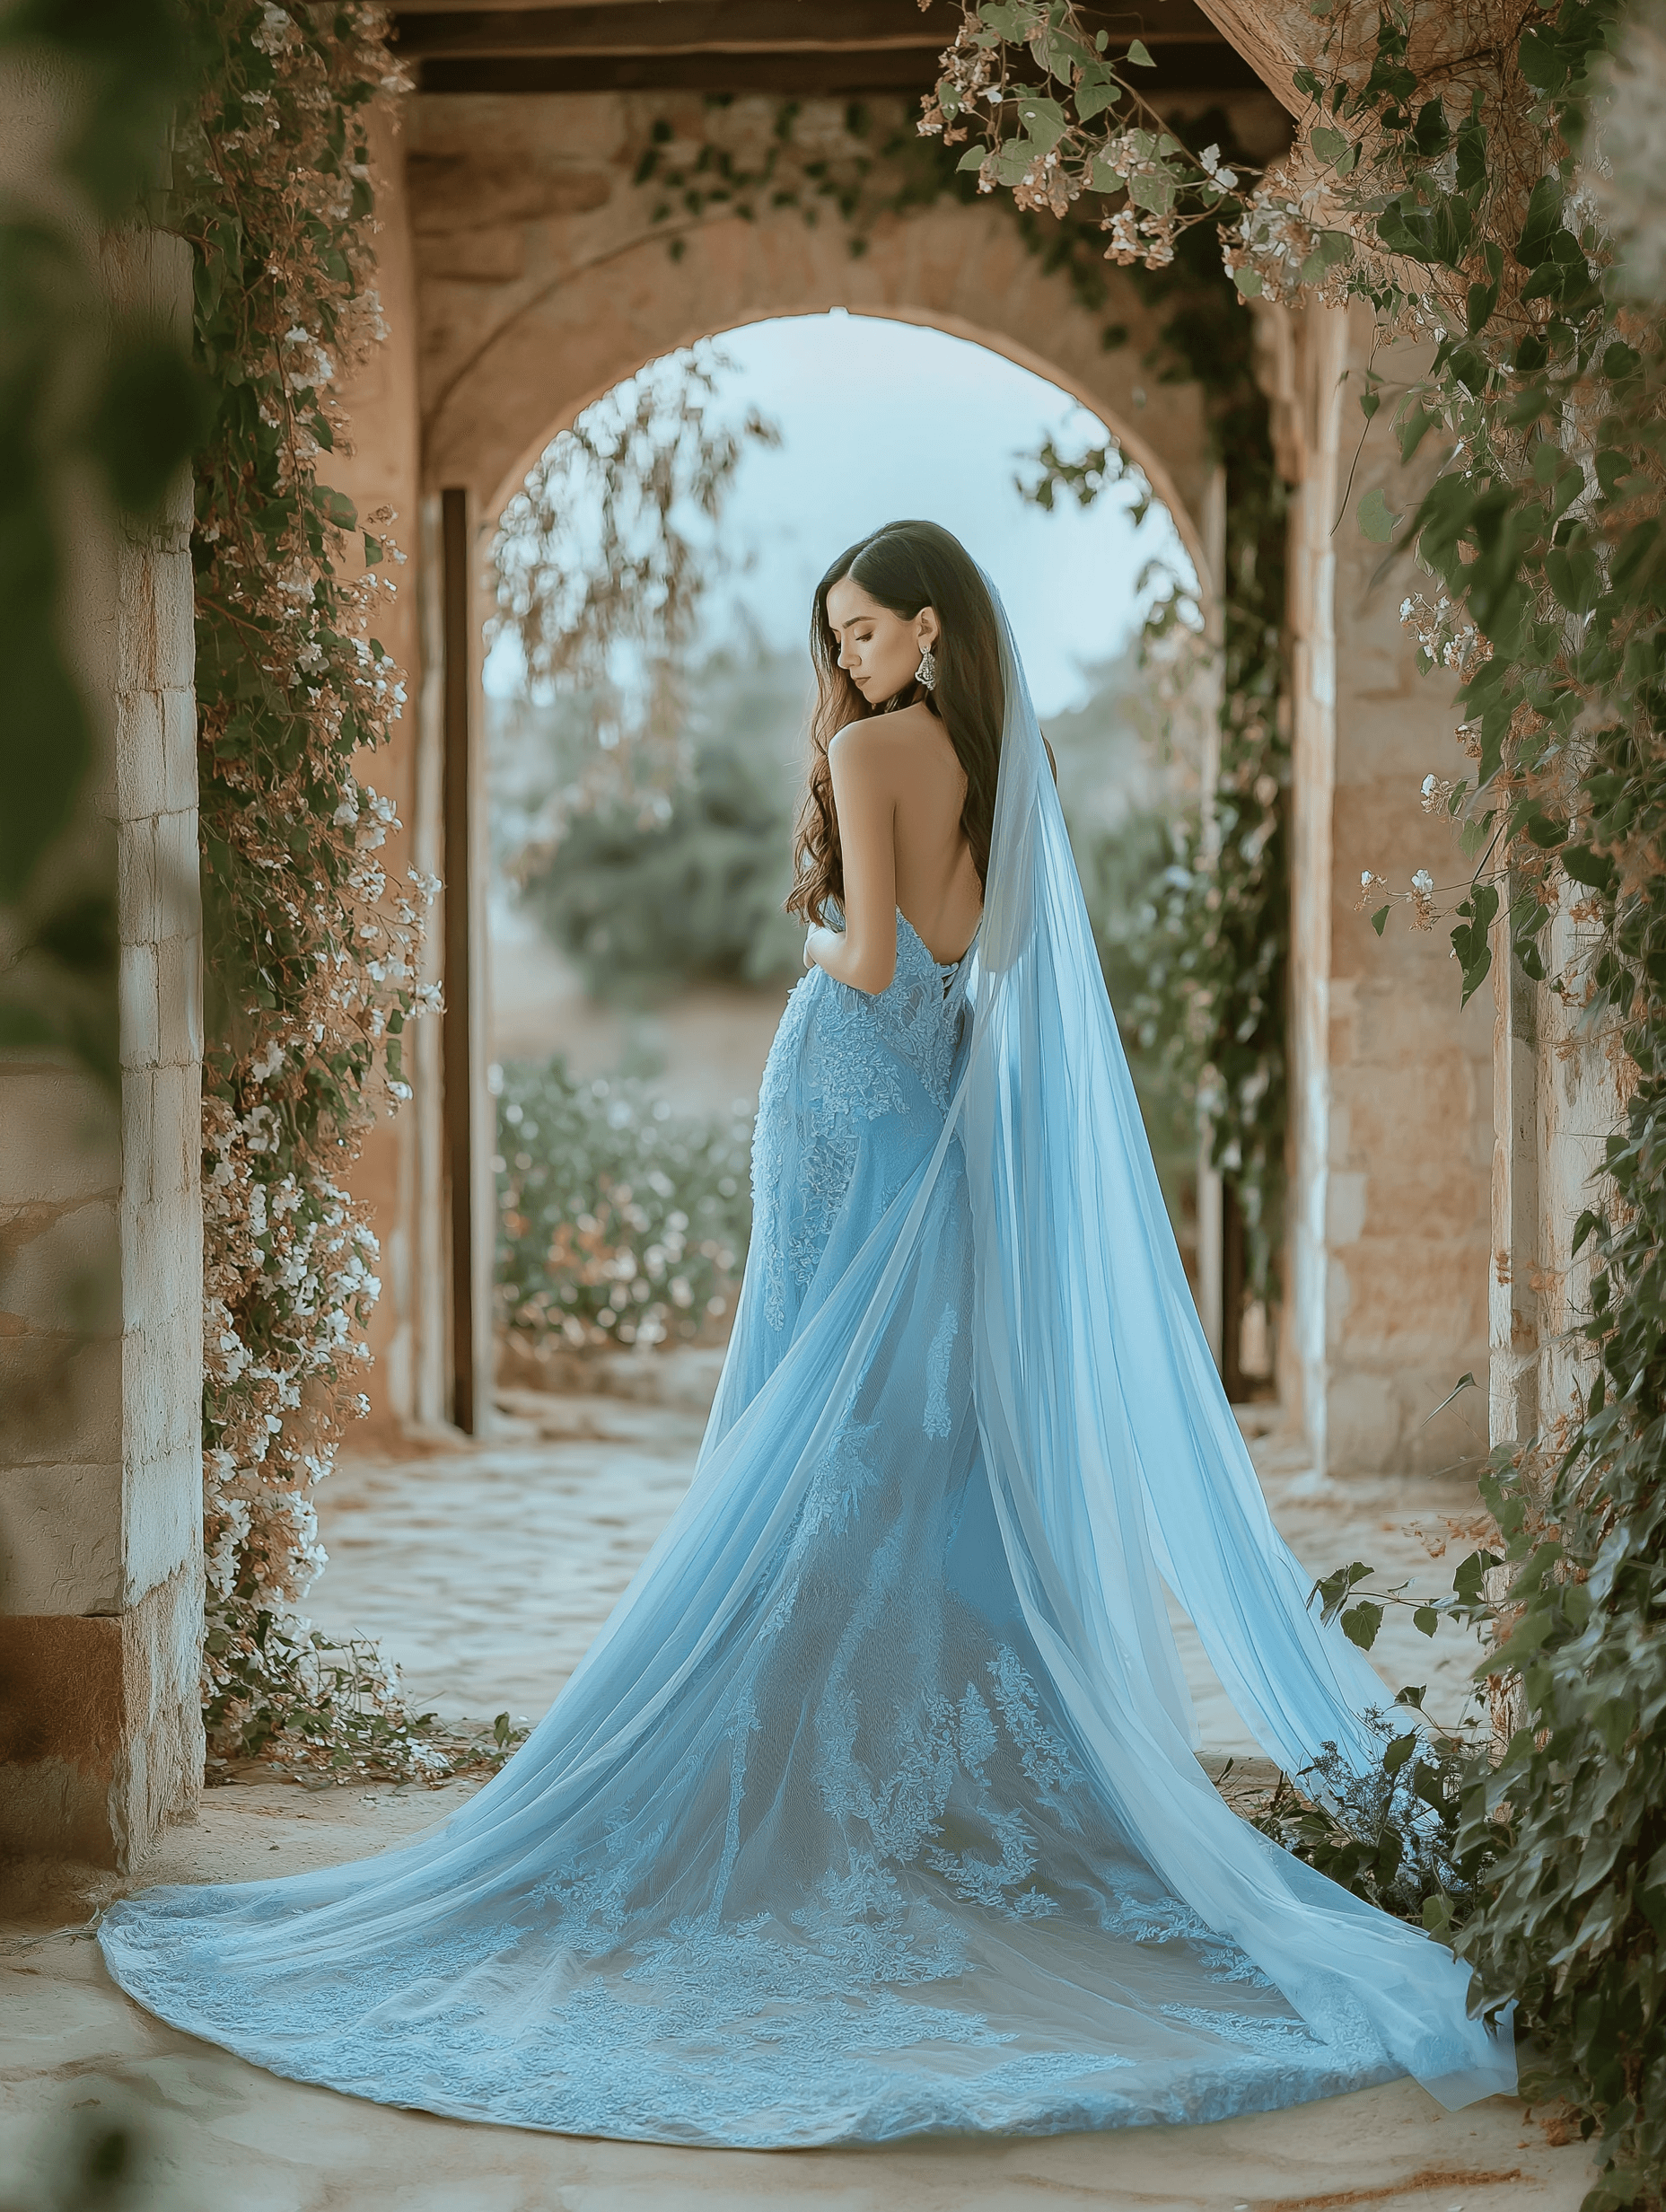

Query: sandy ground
[1,1365,1593,2210]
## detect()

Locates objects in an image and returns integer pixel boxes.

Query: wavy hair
[786,520,1004,926]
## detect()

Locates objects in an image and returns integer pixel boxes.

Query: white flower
[1199,142,1238,189]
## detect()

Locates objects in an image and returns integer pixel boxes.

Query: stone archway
[408,94,1219,564]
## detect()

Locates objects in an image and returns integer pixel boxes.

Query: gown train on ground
[99,593,1513,2146]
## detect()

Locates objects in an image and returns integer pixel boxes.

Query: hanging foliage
[172,0,449,1782]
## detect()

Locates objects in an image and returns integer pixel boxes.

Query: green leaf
[1560,844,1617,891]
[1311,124,1350,165]
[1451,1548,1501,1608]
[1232,265,1263,298]
[1358,487,1399,542]
[1449,881,1499,1005]
[1127,165,1176,215]
[1383,1731,1417,1776]
[1370,904,1390,936]
[1013,93,1068,151]
[1517,23,1567,92]
[1124,38,1154,66]
[1514,174,1565,269]
[1414,1606,1440,1636]
[1075,77,1121,119]
[1340,1600,1384,1650]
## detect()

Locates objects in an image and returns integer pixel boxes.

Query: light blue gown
[100,597,1513,2146]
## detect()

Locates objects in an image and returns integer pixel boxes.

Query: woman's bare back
[804,700,984,995]
[880,702,984,962]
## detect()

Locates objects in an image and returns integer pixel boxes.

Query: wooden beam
[397,0,957,56]
[440,487,479,1436]
[415,42,1266,93]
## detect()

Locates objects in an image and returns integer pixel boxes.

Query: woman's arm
[804,722,899,994]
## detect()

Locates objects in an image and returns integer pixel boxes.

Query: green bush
[508,648,807,997]
[495,1058,753,1348]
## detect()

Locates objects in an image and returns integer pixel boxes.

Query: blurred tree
[508,648,808,996]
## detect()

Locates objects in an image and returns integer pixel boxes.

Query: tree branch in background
[492,343,779,829]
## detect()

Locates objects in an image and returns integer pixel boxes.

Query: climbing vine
[941,2,1666,2198]
[171,1,452,1782]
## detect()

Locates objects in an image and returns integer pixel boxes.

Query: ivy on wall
[171,1,452,1781]
[941,2,1666,2198]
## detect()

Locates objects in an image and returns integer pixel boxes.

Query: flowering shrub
[495,1062,752,1352]
[175,2,441,1780]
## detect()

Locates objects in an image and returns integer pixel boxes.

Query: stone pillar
[0,228,204,1869]
[1262,299,1493,1476]
[1489,875,1541,1449]
[1263,300,1346,1470]
[1489,899,1621,1457]
[329,104,434,1443]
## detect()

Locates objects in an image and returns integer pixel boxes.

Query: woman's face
[825,575,939,707]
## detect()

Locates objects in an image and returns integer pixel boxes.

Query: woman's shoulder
[829,702,936,766]
[828,715,902,777]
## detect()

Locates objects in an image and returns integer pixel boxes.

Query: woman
[101,521,1513,2145]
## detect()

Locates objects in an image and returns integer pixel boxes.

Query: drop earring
[915,644,937,691]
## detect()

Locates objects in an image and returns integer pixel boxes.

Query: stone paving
[0,1359,1596,2209]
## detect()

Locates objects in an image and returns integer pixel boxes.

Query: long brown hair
[786,520,1004,925]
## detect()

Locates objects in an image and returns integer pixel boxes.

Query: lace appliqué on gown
[751,912,969,1330]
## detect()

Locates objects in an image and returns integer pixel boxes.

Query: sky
[487,312,1196,723]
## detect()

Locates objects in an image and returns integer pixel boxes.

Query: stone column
[330,103,434,1442]
[1262,299,1346,1471]
[1489,876,1541,1449]
[1261,299,1493,1477]
[0,227,204,1869]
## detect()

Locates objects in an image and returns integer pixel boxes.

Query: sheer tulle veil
[953,575,1513,2103]
[96,564,1514,2139]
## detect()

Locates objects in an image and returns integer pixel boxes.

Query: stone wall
[0,218,203,1868]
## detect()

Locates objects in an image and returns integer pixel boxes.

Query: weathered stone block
[119,939,161,1073]
[121,1432,200,1608]
[0,1071,118,1209]
[153,803,202,946]
[0,1194,118,1336]
[1327,1371,1400,1473]
[1326,1170,1368,1248]
[0,1330,122,1469]
[153,926,202,1068]
[0,1456,122,1613]
[0,1563,201,1868]
[117,808,161,950]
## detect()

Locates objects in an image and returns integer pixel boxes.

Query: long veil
[955,584,1513,2104]
[99,576,1513,2137]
